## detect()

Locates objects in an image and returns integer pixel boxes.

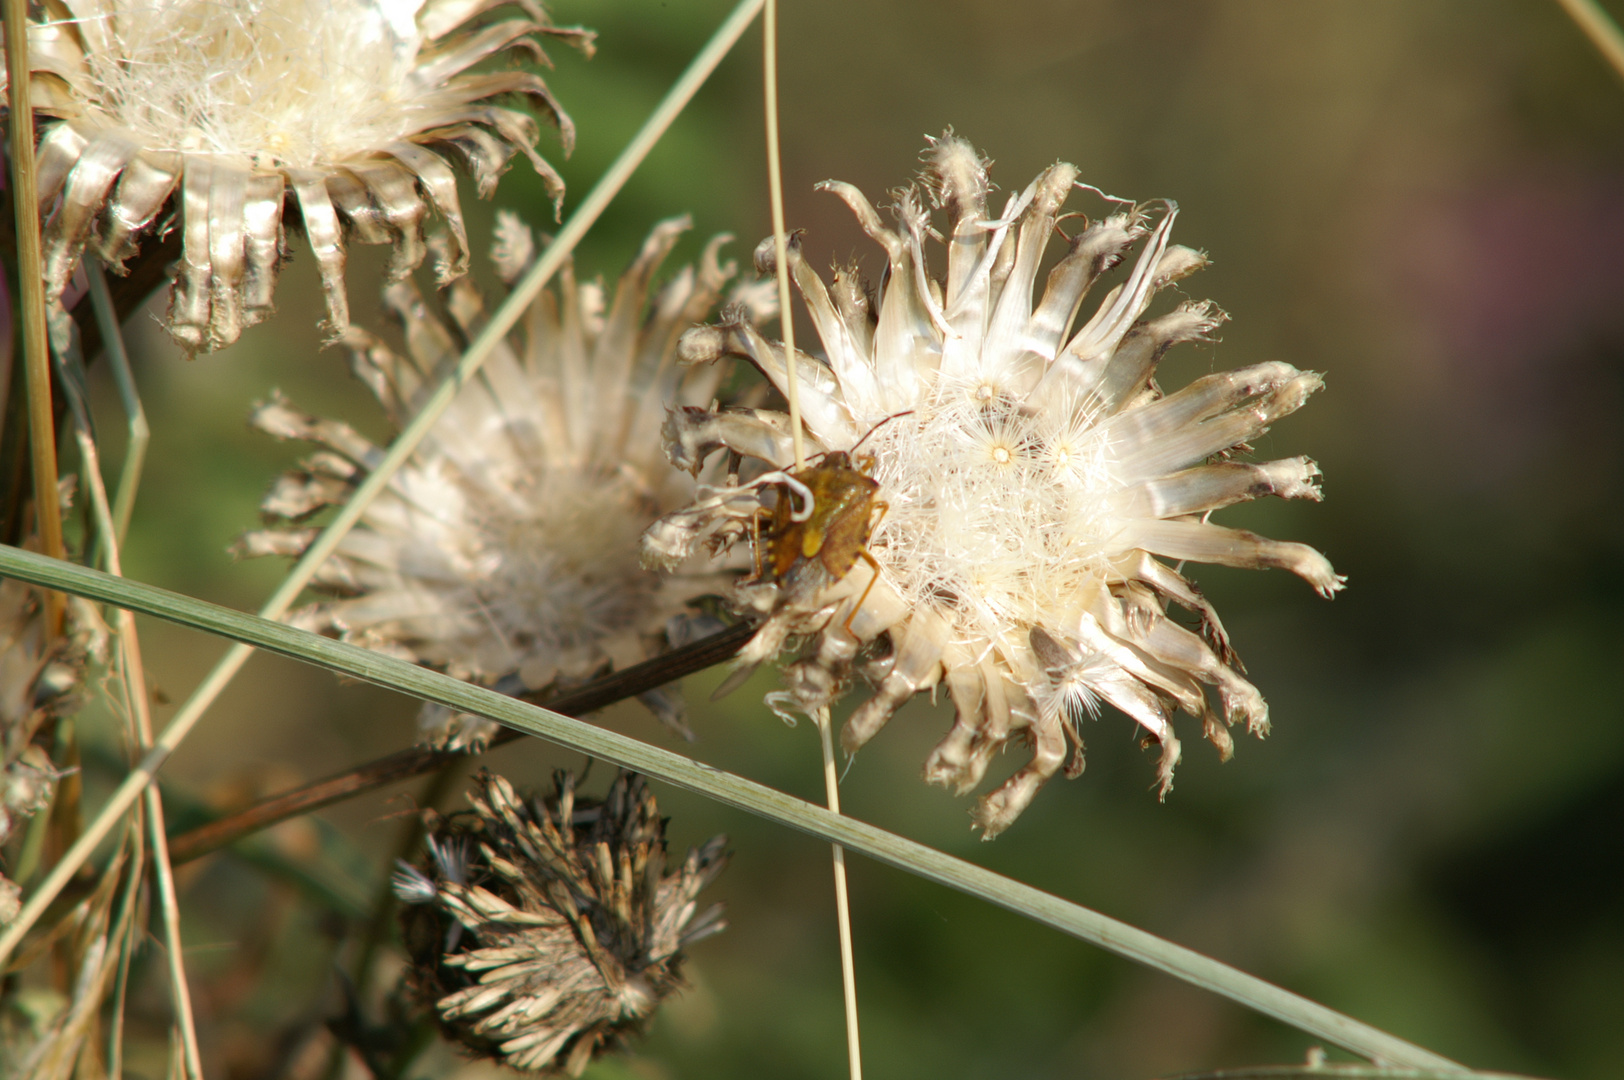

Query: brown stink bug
[750,414,909,634]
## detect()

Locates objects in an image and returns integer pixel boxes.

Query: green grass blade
[0,544,1467,1072]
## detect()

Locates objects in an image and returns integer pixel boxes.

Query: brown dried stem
[4,0,65,633]
[165,621,755,865]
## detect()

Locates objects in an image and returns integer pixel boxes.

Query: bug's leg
[747,510,767,582]
[843,547,885,637]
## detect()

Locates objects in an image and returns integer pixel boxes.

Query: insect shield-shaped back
[760,452,883,591]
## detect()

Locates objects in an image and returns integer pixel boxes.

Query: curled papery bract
[644,134,1345,837]
[1,0,592,352]
[238,214,773,749]
[396,769,728,1075]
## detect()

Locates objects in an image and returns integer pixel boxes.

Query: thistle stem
[164,621,754,865]
[1,0,767,959]
[3,0,65,633]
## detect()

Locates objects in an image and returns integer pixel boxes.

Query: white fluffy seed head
[243,218,757,748]
[20,0,592,351]
[76,0,427,166]
[647,134,1344,836]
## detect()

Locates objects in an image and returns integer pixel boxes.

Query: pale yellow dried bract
[3,0,592,352]
[645,135,1345,837]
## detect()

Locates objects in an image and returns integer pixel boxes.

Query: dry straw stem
[3,0,65,634]
[0,0,765,960]
[0,545,1470,1074]
[73,417,202,1079]
[1556,0,1624,82]
[764,2,859,1076]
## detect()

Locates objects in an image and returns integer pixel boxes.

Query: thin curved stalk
[75,413,202,1078]
[9,0,767,976]
[0,545,1469,1074]
[84,260,148,548]
[1556,0,1624,82]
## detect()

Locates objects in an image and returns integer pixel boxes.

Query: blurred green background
[69,2,1624,1078]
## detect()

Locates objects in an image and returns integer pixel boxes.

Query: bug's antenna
[850,410,915,455]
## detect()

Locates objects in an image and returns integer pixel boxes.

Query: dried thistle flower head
[395,769,728,1075]
[645,135,1345,837]
[0,574,103,920]
[2,0,592,351]
[238,214,773,749]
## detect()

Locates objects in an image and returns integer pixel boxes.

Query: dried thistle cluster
[646,136,1343,836]
[395,770,728,1075]
[239,214,771,749]
[4,0,591,351]
[0,0,1353,1070]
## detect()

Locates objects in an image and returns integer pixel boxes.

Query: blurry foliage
[55,1,1624,1078]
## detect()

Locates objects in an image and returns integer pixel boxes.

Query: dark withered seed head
[397,769,728,1075]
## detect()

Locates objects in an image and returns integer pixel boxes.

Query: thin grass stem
[0,0,766,963]
[76,418,203,1080]
[0,547,1469,1072]
[763,0,805,471]
[817,710,863,1080]
[1556,0,1624,82]
[765,8,857,1073]
[85,260,148,548]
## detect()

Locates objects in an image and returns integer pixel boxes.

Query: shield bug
[750,414,909,634]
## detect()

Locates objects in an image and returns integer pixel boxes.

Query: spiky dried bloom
[395,769,728,1075]
[238,214,771,749]
[645,136,1345,837]
[0,576,102,921]
[1,0,591,352]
